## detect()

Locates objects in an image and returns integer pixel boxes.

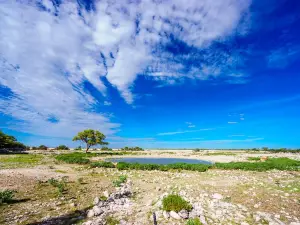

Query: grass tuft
[112,175,127,187]
[0,190,16,205]
[215,158,300,171]
[90,161,115,168]
[186,218,203,225]
[162,194,192,212]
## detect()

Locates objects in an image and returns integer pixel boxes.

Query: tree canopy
[72,129,108,153]
[0,130,26,150]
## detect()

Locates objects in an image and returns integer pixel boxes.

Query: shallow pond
[108,157,211,165]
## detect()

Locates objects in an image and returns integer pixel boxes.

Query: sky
[0,0,300,149]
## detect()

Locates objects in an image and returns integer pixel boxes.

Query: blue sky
[0,0,300,148]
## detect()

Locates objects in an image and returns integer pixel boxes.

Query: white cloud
[157,128,214,136]
[228,121,238,124]
[0,0,251,139]
[104,101,112,106]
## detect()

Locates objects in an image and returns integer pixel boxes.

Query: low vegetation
[215,157,300,171]
[31,145,48,150]
[0,190,16,205]
[247,157,261,161]
[119,146,144,151]
[186,218,203,225]
[47,177,67,196]
[116,162,211,172]
[101,146,113,151]
[106,216,120,225]
[90,161,115,168]
[55,153,90,164]
[162,194,192,212]
[55,145,69,150]
[112,175,127,187]
[0,154,43,168]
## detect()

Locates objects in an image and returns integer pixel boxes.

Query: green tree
[0,130,26,150]
[72,129,108,153]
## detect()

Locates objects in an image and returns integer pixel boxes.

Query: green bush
[186,218,203,225]
[120,146,144,151]
[162,194,192,212]
[0,190,16,204]
[112,175,127,187]
[38,145,48,150]
[74,146,82,151]
[106,216,119,225]
[48,178,67,196]
[116,162,210,172]
[247,157,261,161]
[55,145,69,150]
[90,161,115,168]
[0,130,26,150]
[215,158,300,171]
[101,146,113,151]
[55,153,90,164]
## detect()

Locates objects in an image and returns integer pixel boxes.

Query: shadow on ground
[26,207,90,225]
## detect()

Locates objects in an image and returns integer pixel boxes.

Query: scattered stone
[170,211,181,220]
[103,191,109,198]
[93,197,99,205]
[87,209,94,218]
[200,215,207,225]
[178,209,189,219]
[93,206,103,216]
[163,211,170,219]
[212,193,223,200]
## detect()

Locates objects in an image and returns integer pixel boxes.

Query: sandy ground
[0,150,299,225]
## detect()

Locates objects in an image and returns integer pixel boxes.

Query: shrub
[101,146,113,151]
[55,153,90,164]
[120,146,144,151]
[186,218,203,225]
[38,145,48,150]
[247,157,261,161]
[162,194,192,212]
[0,190,16,204]
[90,161,115,168]
[116,162,210,172]
[55,145,69,150]
[48,178,67,196]
[74,146,82,151]
[106,216,119,225]
[112,175,127,187]
[215,158,300,171]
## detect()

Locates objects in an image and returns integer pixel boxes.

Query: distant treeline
[192,147,300,153]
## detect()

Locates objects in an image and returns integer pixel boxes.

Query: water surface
[108,157,211,165]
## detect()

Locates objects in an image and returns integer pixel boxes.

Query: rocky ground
[0,151,299,225]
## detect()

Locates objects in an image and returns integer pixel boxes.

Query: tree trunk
[86,143,90,153]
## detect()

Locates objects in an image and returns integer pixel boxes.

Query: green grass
[90,161,115,168]
[47,178,67,196]
[116,162,211,172]
[247,157,261,161]
[55,153,90,164]
[112,175,127,187]
[215,157,300,171]
[0,190,16,205]
[106,216,119,225]
[186,218,203,225]
[162,194,192,212]
[0,154,43,168]
[204,152,236,156]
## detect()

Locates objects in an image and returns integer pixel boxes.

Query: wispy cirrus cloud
[157,128,214,136]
